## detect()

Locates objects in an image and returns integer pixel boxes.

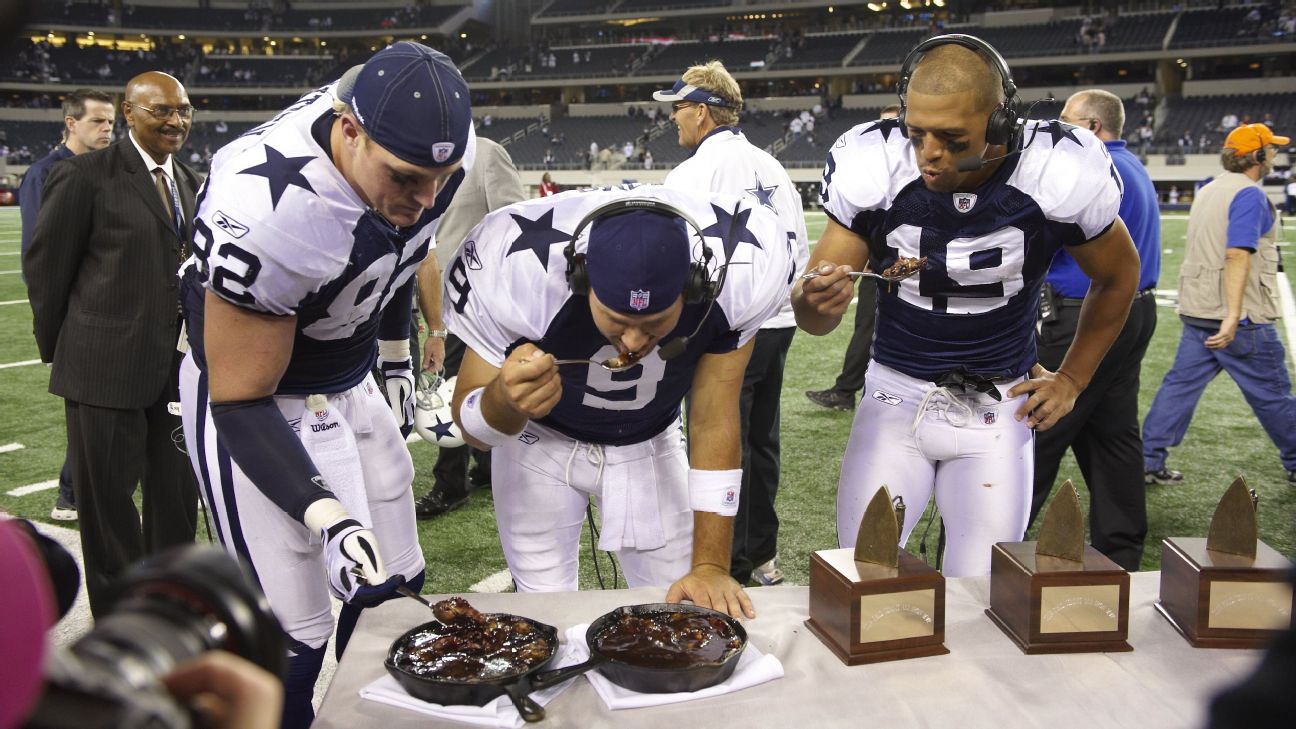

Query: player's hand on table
[799,262,856,319]
[498,342,562,420]
[1008,363,1081,431]
[665,563,756,620]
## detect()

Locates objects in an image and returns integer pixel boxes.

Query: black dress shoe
[469,464,491,490]
[415,489,469,519]
[805,389,855,411]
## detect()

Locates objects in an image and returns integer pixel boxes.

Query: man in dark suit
[24,71,199,616]
[18,87,116,522]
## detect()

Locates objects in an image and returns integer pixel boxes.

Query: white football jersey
[665,127,809,329]
[182,82,476,393]
[820,117,1121,380]
[444,184,794,445]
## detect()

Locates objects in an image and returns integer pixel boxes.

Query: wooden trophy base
[985,541,1131,654]
[806,548,949,665]
[1155,537,1293,649]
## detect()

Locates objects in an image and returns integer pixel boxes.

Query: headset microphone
[956,148,1021,172]
[657,263,728,361]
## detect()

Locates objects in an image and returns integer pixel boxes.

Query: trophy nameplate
[1155,477,1294,648]
[806,488,948,664]
[985,481,1131,654]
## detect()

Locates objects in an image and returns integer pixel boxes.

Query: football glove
[378,339,415,438]
[306,498,399,605]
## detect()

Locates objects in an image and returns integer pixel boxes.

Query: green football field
[1,206,1292,593]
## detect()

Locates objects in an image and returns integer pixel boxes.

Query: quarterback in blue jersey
[445,185,793,618]
[177,42,473,729]
[793,36,1140,576]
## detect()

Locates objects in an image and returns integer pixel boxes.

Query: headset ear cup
[566,252,589,296]
[1256,147,1267,163]
[683,262,710,305]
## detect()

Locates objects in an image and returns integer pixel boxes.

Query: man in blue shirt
[1142,123,1296,488]
[1030,89,1161,570]
[17,88,115,522]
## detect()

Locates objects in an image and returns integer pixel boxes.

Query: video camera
[23,544,285,729]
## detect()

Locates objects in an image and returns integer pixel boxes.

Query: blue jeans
[1142,321,1296,472]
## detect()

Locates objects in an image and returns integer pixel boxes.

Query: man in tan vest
[1142,123,1296,486]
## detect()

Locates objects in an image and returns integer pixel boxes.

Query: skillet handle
[503,678,546,723]
[527,655,605,692]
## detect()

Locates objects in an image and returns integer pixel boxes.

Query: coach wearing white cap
[656,61,809,587]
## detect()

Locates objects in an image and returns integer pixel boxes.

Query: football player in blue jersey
[444,187,794,619]
[793,36,1140,577]
[176,43,473,729]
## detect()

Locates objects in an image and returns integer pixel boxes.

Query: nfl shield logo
[432,142,455,163]
[953,192,977,213]
[724,489,737,506]
[629,289,650,311]
[981,409,997,425]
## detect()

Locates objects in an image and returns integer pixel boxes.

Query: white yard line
[0,443,24,454]
[6,479,58,496]
[0,270,21,275]
[0,359,41,369]
[0,299,28,305]
[1279,271,1296,371]
[469,569,514,593]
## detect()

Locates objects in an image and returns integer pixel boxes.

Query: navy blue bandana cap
[652,79,737,108]
[585,211,691,315]
[343,41,472,168]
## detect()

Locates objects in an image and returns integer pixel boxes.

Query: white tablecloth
[314,572,1263,729]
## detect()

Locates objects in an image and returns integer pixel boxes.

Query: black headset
[1256,147,1267,163]
[563,197,718,306]
[896,34,1023,150]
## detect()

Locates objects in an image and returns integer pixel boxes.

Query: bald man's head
[123,71,191,164]
[907,44,1003,115]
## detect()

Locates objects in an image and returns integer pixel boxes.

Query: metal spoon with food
[801,255,929,283]
[552,350,644,373]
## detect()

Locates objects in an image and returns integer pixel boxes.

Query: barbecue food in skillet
[594,610,743,669]
[392,598,552,680]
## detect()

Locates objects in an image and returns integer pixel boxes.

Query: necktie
[152,168,182,234]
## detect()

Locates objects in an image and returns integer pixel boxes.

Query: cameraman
[0,519,283,729]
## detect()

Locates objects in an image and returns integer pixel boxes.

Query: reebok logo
[873,390,903,406]
[518,431,539,445]
[212,210,250,238]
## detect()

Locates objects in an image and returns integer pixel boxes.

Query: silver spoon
[552,357,640,373]
[801,268,921,283]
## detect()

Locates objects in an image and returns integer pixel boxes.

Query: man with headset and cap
[1142,122,1296,487]
[443,184,793,618]
[794,35,1140,576]
[176,41,474,728]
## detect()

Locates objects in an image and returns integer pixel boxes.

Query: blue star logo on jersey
[507,209,568,270]
[746,177,779,210]
[430,413,456,442]
[238,145,316,210]
[702,203,761,259]
[860,117,903,141]
[1045,120,1084,148]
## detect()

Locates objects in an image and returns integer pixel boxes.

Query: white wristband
[688,468,742,516]
[458,386,513,448]
[378,339,411,361]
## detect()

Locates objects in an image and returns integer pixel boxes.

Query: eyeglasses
[130,102,195,120]
[671,102,698,112]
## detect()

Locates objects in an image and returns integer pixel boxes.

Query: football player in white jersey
[176,42,474,728]
[655,61,809,587]
[444,185,794,618]
[793,36,1140,576]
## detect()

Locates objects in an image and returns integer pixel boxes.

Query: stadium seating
[30,2,458,32]
[779,32,868,69]
[535,0,614,18]
[850,29,928,67]
[463,44,648,81]
[1172,6,1294,48]
[637,38,778,76]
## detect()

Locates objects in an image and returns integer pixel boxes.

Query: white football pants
[837,363,1033,577]
[492,419,694,592]
[179,354,424,649]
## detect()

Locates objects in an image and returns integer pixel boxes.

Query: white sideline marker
[1279,271,1295,371]
[469,569,514,593]
[7,479,59,497]
[0,359,41,369]
[0,443,24,454]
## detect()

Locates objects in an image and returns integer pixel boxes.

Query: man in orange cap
[1142,123,1296,486]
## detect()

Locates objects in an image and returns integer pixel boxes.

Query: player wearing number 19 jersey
[794,39,1139,577]
[177,43,474,729]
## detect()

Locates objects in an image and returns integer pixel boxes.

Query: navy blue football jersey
[444,185,793,446]
[820,117,1121,380]
[181,82,474,394]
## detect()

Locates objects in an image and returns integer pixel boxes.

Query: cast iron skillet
[384,613,564,723]
[528,603,748,694]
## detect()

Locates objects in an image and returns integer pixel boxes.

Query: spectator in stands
[804,103,901,412]
[1169,185,1180,205]
[1142,123,1296,487]
[644,149,654,170]
[1221,112,1239,132]
[414,137,524,519]
[539,171,559,197]
[17,87,116,522]
[24,71,200,616]
[543,148,555,169]
[654,60,809,587]
[1030,89,1163,571]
